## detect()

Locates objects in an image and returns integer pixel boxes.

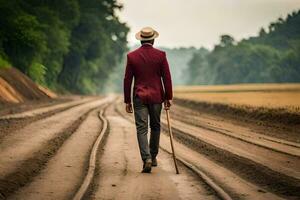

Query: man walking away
[123,27,173,173]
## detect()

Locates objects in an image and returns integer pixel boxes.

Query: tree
[220,35,235,47]
[0,0,129,92]
[185,10,300,85]
[0,0,47,75]
[58,0,129,93]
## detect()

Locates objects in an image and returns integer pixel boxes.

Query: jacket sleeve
[123,54,134,103]
[161,52,173,100]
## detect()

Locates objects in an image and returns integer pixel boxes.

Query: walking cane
[165,108,180,174]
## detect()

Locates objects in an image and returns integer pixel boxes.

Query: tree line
[186,10,300,85]
[0,0,128,94]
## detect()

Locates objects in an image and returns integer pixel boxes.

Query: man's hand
[125,103,133,113]
[164,100,172,110]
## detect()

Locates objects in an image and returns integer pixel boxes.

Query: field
[175,83,300,112]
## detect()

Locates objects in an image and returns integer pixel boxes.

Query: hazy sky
[117,0,300,49]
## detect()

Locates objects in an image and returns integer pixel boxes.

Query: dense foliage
[186,10,300,85]
[0,0,128,93]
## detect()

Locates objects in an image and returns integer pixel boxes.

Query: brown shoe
[142,159,152,173]
[152,158,157,167]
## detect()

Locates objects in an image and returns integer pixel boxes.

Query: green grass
[0,57,11,69]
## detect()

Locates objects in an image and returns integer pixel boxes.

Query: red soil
[0,67,56,103]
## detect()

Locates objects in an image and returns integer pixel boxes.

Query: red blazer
[123,44,173,104]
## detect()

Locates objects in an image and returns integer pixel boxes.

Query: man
[123,27,173,173]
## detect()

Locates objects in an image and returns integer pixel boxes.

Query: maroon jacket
[123,43,173,104]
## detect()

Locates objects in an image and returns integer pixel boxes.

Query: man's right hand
[164,100,172,110]
[125,103,133,113]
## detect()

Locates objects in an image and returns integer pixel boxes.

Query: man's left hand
[164,100,172,110]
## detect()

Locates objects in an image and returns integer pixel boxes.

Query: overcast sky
[117,0,300,49]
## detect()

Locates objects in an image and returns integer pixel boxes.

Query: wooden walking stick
[165,108,180,174]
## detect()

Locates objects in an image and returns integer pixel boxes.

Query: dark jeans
[133,95,162,161]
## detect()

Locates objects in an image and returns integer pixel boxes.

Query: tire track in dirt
[169,104,300,156]
[0,97,113,199]
[0,110,91,199]
[114,99,299,199]
[159,118,300,178]
[164,125,300,198]
[0,97,97,142]
[172,100,300,143]
[113,101,223,200]
[72,104,110,200]
[8,102,113,200]
[159,106,300,198]
[0,98,69,116]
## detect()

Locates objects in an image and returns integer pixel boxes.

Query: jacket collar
[141,43,153,48]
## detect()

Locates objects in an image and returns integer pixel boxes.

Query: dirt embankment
[0,67,56,104]
[173,97,300,129]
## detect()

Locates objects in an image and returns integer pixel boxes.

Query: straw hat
[135,27,159,41]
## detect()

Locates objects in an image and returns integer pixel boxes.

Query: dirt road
[0,95,299,200]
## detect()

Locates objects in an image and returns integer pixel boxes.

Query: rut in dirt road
[159,105,300,198]
[169,104,300,156]
[0,97,98,142]
[114,99,300,200]
[0,96,114,199]
[7,107,107,200]
[87,103,220,200]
